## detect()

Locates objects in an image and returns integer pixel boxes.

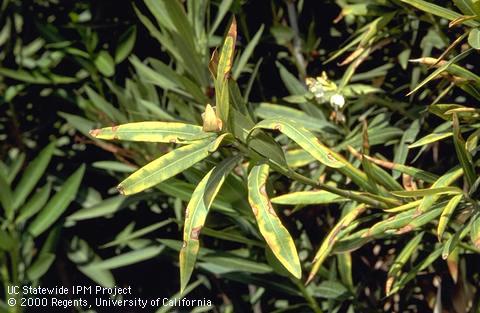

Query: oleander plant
[1,0,480,312]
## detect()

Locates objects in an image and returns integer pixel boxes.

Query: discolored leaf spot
[191,227,202,240]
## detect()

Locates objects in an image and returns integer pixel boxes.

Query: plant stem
[291,278,323,313]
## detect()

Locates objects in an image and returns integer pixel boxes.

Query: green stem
[291,278,323,313]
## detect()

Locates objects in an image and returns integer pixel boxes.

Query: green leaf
[250,118,344,168]
[16,183,51,224]
[271,190,345,205]
[417,167,463,213]
[313,281,349,299]
[68,237,115,287]
[94,50,115,77]
[90,122,208,143]
[115,25,137,63]
[468,28,480,49]
[180,156,240,293]
[28,165,85,237]
[247,164,301,279]
[401,0,479,27]
[26,253,55,281]
[391,187,463,197]
[67,196,126,222]
[408,133,452,148]
[386,232,424,294]
[13,142,55,210]
[452,114,476,187]
[103,219,174,248]
[117,139,218,195]
[0,228,14,251]
[208,0,233,36]
[255,102,339,134]
[0,68,78,84]
[307,205,366,284]
[437,195,463,240]
[232,24,264,80]
[85,86,126,123]
[84,245,164,270]
[0,170,13,220]
[471,214,480,249]
[407,49,472,96]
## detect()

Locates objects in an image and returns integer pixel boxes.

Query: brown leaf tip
[117,185,126,195]
[89,129,101,137]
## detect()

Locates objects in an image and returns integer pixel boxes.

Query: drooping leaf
[247,163,301,279]
[307,204,366,284]
[386,232,424,294]
[250,118,344,168]
[437,194,463,240]
[180,156,240,293]
[452,114,476,187]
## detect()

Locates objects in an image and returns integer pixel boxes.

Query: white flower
[330,93,345,109]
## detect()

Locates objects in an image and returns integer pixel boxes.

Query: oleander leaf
[437,195,463,240]
[12,142,56,210]
[386,232,424,294]
[117,138,221,195]
[271,190,345,205]
[247,163,301,279]
[452,114,476,187]
[180,156,240,293]
[250,118,344,168]
[307,204,366,284]
[408,133,452,148]
[28,165,85,237]
[89,122,208,143]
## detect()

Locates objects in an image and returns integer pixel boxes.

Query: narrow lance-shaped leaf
[386,232,424,294]
[408,133,452,148]
[0,170,13,220]
[417,167,463,213]
[248,163,302,279]
[117,138,223,195]
[271,190,346,205]
[28,165,85,237]
[13,142,55,210]
[16,182,52,224]
[452,114,476,187]
[249,118,344,168]
[215,17,237,128]
[180,156,240,293]
[391,187,463,198]
[307,204,366,284]
[471,214,480,249]
[89,122,209,143]
[437,195,463,241]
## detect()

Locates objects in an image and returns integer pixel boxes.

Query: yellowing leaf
[179,156,240,293]
[307,204,366,284]
[118,139,221,195]
[250,118,344,168]
[437,194,463,240]
[90,122,207,143]
[271,190,345,205]
[247,163,301,279]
